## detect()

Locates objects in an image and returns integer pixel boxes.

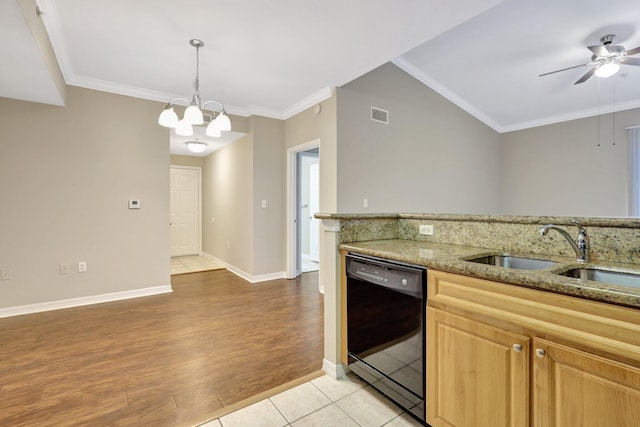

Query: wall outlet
[363,198,368,208]
[1,269,10,280]
[60,264,71,275]
[227,241,231,249]
[419,224,434,235]
[78,261,87,273]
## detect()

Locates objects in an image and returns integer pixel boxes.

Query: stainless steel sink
[559,268,640,288]
[466,255,558,270]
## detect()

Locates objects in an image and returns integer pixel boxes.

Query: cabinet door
[427,307,530,427]
[533,338,640,427]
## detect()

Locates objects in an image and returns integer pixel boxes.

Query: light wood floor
[0,270,324,426]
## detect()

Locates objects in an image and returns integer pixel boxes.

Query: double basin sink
[466,255,640,289]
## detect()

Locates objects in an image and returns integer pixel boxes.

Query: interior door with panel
[170,166,201,257]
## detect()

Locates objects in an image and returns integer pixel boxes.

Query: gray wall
[336,62,502,214]
[500,109,640,217]
[202,115,285,277]
[0,87,170,308]
[252,116,285,275]
[285,94,339,214]
[202,135,254,273]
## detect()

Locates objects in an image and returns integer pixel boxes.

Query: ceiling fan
[540,34,640,84]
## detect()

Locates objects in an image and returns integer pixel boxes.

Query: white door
[309,163,320,262]
[170,166,200,257]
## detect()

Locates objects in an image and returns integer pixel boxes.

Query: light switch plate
[128,199,141,209]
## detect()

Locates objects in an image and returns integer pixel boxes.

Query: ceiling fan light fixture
[595,61,621,78]
[186,141,207,153]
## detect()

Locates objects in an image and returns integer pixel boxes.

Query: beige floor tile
[310,374,365,402]
[336,386,402,427]
[385,413,424,426]
[199,419,222,427]
[269,382,331,422]
[290,403,358,427]
[219,399,288,427]
[171,267,190,275]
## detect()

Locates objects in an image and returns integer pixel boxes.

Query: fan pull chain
[597,77,601,147]
[612,75,616,146]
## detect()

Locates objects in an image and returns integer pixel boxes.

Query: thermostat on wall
[128,199,141,209]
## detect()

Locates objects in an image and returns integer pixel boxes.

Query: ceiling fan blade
[625,46,640,56]
[539,63,589,77]
[588,44,610,57]
[574,67,597,84]
[620,57,640,66]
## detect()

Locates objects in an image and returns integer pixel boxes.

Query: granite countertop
[339,239,640,309]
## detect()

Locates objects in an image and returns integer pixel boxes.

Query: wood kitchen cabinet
[427,307,529,426]
[427,270,640,427]
[533,337,640,427]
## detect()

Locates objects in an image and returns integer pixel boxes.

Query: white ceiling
[397,0,640,132]
[3,0,640,151]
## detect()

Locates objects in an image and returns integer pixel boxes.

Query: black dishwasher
[345,253,427,425]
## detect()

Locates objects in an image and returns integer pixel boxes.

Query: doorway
[300,150,320,272]
[286,139,320,279]
[170,166,201,257]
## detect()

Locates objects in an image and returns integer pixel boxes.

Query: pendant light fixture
[158,39,232,137]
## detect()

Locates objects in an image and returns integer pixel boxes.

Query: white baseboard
[0,285,173,319]
[323,359,349,379]
[201,252,286,283]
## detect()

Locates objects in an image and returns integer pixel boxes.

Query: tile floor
[199,374,423,427]
[171,255,225,275]
[301,258,319,273]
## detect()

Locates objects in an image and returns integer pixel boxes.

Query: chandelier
[158,39,231,137]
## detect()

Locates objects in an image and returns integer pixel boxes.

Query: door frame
[169,165,202,257]
[286,139,320,278]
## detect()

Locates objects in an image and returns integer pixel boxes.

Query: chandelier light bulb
[158,106,178,128]
[184,105,204,125]
[214,112,232,131]
[595,61,620,78]
[175,120,194,136]
[206,121,221,137]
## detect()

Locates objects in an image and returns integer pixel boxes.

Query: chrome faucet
[540,220,590,263]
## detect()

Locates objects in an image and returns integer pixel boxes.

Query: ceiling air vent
[371,106,389,124]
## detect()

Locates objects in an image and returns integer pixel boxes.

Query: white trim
[393,56,640,133]
[0,285,173,319]
[392,57,502,132]
[322,359,349,379]
[281,86,334,119]
[286,139,321,279]
[201,252,286,283]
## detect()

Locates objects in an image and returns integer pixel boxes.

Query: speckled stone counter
[339,239,640,309]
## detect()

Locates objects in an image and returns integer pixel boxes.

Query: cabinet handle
[512,344,523,352]
[535,348,546,358]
